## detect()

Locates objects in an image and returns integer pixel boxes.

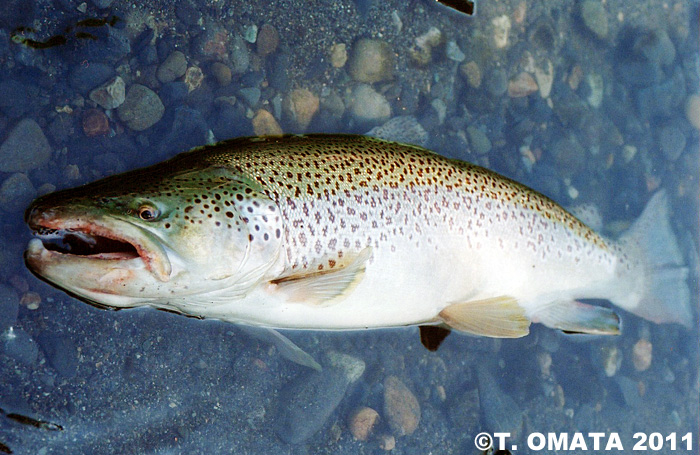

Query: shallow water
[0,0,698,454]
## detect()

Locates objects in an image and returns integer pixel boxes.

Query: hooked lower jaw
[25,213,172,283]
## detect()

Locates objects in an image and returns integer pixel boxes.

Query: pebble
[486,68,508,96]
[659,124,686,161]
[238,87,261,107]
[491,15,511,49]
[20,292,40,310]
[348,84,391,126]
[534,59,554,98]
[586,73,604,108]
[568,65,584,90]
[379,434,396,450]
[194,23,231,61]
[159,81,189,107]
[3,327,39,366]
[282,88,319,131]
[0,284,19,333]
[634,29,675,68]
[157,50,188,83]
[581,0,608,40]
[184,66,205,92]
[0,172,36,212]
[211,62,232,86]
[410,27,442,65]
[252,109,283,136]
[348,38,394,83]
[632,339,653,372]
[467,126,492,155]
[0,118,51,172]
[117,84,165,131]
[348,407,379,441]
[445,40,465,62]
[383,375,421,436]
[600,345,622,377]
[552,135,585,176]
[257,24,279,56]
[460,61,482,88]
[366,116,428,147]
[508,72,538,97]
[229,34,250,74]
[326,351,366,383]
[275,367,350,444]
[685,94,700,130]
[329,43,348,68]
[82,108,110,137]
[69,62,115,94]
[89,76,126,110]
[243,24,258,44]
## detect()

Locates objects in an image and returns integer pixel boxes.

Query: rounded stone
[348,84,391,125]
[383,376,420,436]
[252,109,283,136]
[347,38,394,83]
[89,76,126,110]
[0,173,36,212]
[659,125,686,161]
[0,118,51,172]
[467,126,492,155]
[632,339,652,372]
[581,0,608,40]
[282,88,319,131]
[257,24,279,56]
[117,84,165,131]
[157,50,188,83]
[508,72,538,97]
[82,108,110,137]
[460,61,482,88]
[685,94,700,130]
[211,62,232,86]
[348,407,379,441]
[329,43,348,68]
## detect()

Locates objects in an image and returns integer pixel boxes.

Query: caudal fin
[616,190,693,328]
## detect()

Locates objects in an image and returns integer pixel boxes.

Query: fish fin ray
[270,247,372,306]
[531,300,620,335]
[438,296,530,338]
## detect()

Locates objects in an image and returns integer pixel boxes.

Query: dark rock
[211,103,252,140]
[275,368,349,444]
[70,63,115,94]
[659,124,686,161]
[240,71,265,88]
[476,367,523,438]
[0,80,29,118]
[159,81,189,106]
[0,173,36,212]
[637,68,686,120]
[3,327,39,366]
[268,51,291,92]
[0,284,19,334]
[47,113,77,145]
[157,106,209,156]
[229,34,250,74]
[486,68,508,96]
[92,152,126,175]
[139,45,158,66]
[63,25,130,64]
[90,0,114,8]
[157,51,188,83]
[117,84,164,131]
[237,87,261,107]
[39,335,79,378]
[176,0,202,27]
[0,118,52,172]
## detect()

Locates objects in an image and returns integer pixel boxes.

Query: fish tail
[614,190,693,328]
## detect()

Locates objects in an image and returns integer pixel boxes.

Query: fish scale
[24,135,692,338]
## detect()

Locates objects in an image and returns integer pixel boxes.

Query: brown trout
[25,135,692,340]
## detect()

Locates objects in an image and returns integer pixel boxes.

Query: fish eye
[137,204,160,221]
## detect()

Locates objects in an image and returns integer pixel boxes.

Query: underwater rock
[477,367,523,438]
[348,406,379,441]
[580,0,608,40]
[508,72,538,98]
[0,173,36,212]
[89,76,126,110]
[460,61,482,88]
[348,38,394,83]
[257,24,279,56]
[211,62,232,86]
[157,50,188,83]
[410,27,442,65]
[348,84,391,127]
[659,124,686,161]
[252,109,283,136]
[329,43,348,68]
[467,126,492,155]
[632,339,653,372]
[383,375,421,436]
[82,108,110,137]
[685,94,700,130]
[117,84,165,131]
[282,88,319,131]
[0,118,51,172]
[275,367,350,444]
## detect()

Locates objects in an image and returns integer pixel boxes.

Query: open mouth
[35,227,140,260]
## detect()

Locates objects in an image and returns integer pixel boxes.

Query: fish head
[25,160,284,310]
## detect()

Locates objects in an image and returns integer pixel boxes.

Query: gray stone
[477,367,523,437]
[229,34,250,74]
[467,126,492,155]
[659,125,686,161]
[0,118,51,172]
[348,84,391,126]
[486,68,508,96]
[0,173,36,212]
[3,327,39,366]
[157,50,188,83]
[117,84,165,131]
[347,38,394,83]
[581,0,608,40]
[275,368,349,444]
[0,284,19,334]
[89,76,126,110]
[237,87,261,107]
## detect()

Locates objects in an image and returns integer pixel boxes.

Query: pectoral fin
[438,296,531,338]
[530,300,620,335]
[270,247,372,306]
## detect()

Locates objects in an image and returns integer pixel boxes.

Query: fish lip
[26,210,172,282]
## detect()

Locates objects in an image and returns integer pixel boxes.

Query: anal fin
[438,296,530,338]
[531,300,620,335]
[270,247,372,306]
[419,325,452,351]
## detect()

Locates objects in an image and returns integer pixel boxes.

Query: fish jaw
[25,206,172,305]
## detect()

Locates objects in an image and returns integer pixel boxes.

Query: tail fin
[616,190,693,328]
